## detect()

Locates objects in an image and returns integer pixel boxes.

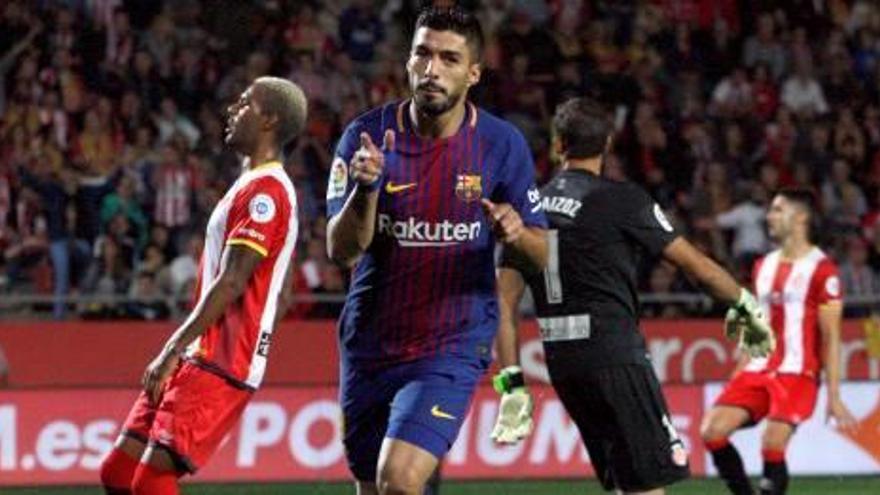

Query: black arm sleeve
[618,184,679,257]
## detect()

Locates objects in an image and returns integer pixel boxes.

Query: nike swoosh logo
[385,181,417,194]
[430,405,456,420]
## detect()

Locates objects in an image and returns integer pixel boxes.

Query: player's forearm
[695,261,742,304]
[822,324,843,400]
[665,238,740,304]
[496,319,520,368]
[495,268,526,368]
[163,276,246,356]
[507,227,548,272]
[327,185,379,267]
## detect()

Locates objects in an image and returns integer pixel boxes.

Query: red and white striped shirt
[185,162,298,389]
[153,163,196,228]
[746,247,842,377]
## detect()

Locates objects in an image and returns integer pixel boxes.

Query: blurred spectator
[142,14,177,78]
[794,122,833,181]
[824,50,863,109]
[129,50,163,109]
[781,64,829,117]
[498,53,548,123]
[18,153,85,319]
[823,158,868,225]
[713,184,770,276]
[105,7,135,70]
[833,107,867,166]
[840,236,880,317]
[75,109,119,174]
[2,187,48,291]
[164,232,200,298]
[498,8,560,84]
[81,215,135,317]
[284,3,334,64]
[0,18,41,115]
[153,97,200,148]
[150,143,198,243]
[325,51,367,114]
[640,261,686,318]
[100,174,148,251]
[6,0,880,318]
[338,0,384,74]
[288,50,326,105]
[123,269,170,320]
[710,67,753,119]
[742,13,786,79]
[751,63,779,122]
[703,19,740,83]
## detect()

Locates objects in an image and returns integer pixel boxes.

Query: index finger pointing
[359,132,378,153]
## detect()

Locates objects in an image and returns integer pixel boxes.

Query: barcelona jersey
[327,100,546,368]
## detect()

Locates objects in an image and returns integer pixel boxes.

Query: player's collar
[250,160,283,172]
[396,99,478,134]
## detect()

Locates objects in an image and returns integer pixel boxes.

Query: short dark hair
[254,77,308,147]
[777,187,820,241]
[415,7,484,62]
[552,97,613,159]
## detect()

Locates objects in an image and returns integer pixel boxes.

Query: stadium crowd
[3,0,880,319]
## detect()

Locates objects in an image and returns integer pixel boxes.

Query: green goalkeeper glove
[490,365,533,444]
[725,289,776,358]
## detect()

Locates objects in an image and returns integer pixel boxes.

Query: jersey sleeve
[494,127,547,228]
[226,177,292,257]
[814,260,843,307]
[619,184,679,257]
[326,121,361,219]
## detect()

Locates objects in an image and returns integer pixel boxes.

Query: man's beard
[413,87,461,117]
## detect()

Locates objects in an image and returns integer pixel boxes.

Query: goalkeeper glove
[490,365,533,444]
[725,288,776,358]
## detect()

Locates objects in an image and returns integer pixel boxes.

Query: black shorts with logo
[545,341,690,492]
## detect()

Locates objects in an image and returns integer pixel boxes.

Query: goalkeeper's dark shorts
[546,343,690,492]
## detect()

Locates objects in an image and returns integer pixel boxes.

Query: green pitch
[6,478,880,494]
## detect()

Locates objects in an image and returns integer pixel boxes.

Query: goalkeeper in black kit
[489,97,775,495]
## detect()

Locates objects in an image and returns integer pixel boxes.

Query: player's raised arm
[143,244,262,403]
[326,129,395,267]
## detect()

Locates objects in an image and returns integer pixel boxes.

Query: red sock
[131,463,180,495]
[100,448,140,493]
[762,448,786,463]
[705,437,731,451]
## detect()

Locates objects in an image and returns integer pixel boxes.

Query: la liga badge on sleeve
[249,193,276,223]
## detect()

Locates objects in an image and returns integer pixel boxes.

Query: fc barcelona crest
[455,174,482,202]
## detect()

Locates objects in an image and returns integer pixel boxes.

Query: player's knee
[699,415,727,442]
[377,463,425,495]
[761,428,791,452]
